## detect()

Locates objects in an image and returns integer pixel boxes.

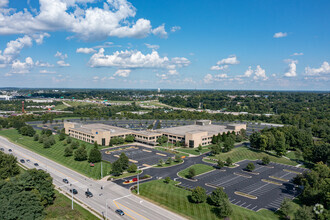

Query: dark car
[20,159,25,163]
[63,178,69,184]
[85,191,93,198]
[70,189,78,194]
[115,209,125,216]
[34,163,39,166]
[0,148,4,151]
[27,159,30,162]
[8,149,12,152]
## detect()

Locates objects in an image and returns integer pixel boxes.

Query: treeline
[0,152,55,219]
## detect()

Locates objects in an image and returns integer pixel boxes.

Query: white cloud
[10,57,34,74]
[114,69,131,77]
[33,33,50,44]
[145,43,159,50]
[156,73,168,80]
[216,55,240,65]
[273,32,288,38]
[35,61,54,67]
[203,74,213,84]
[55,51,68,59]
[0,35,33,65]
[284,61,297,77]
[305,61,330,76]
[40,69,56,74]
[291,52,303,56]
[57,60,70,67]
[170,26,181,32]
[151,24,168,38]
[168,69,178,75]
[244,66,253,77]
[0,0,8,8]
[108,76,115,80]
[0,0,163,41]
[253,65,268,80]
[210,65,228,71]
[76,47,96,54]
[215,73,228,78]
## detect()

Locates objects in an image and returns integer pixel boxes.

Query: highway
[0,136,185,220]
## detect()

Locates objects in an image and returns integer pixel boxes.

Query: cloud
[203,74,213,84]
[291,52,303,56]
[108,76,115,80]
[114,69,131,77]
[216,55,240,65]
[210,65,228,71]
[273,32,288,38]
[57,60,70,67]
[35,61,54,67]
[170,26,181,32]
[156,73,168,80]
[0,0,163,41]
[10,57,34,74]
[203,73,228,84]
[0,35,33,65]
[284,61,297,77]
[89,49,190,71]
[168,69,178,75]
[253,65,268,80]
[305,61,330,76]
[40,69,56,74]
[76,47,96,54]
[151,24,168,38]
[0,0,8,8]
[33,33,50,44]
[244,66,253,77]
[145,43,159,50]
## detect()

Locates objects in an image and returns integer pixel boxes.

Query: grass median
[0,129,111,179]
[133,179,278,220]
[178,164,215,178]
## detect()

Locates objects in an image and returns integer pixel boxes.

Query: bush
[245,163,255,172]
[191,186,207,203]
[164,177,171,184]
[166,157,172,164]
[188,167,196,179]
[174,155,182,163]
[127,163,137,173]
[217,160,224,169]
[262,156,270,165]
[226,157,233,166]
[74,146,88,161]
[64,146,73,157]
[33,134,39,141]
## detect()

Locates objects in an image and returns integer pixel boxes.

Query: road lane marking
[113,194,132,201]
[114,200,150,220]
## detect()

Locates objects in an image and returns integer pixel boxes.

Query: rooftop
[72,123,132,135]
[157,124,230,136]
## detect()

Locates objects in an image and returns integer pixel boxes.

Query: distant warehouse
[64,120,246,148]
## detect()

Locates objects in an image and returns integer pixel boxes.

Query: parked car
[34,163,39,166]
[8,149,12,152]
[63,178,69,184]
[26,159,30,162]
[70,189,78,194]
[20,159,25,163]
[115,209,125,216]
[85,191,93,198]
[0,148,4,151]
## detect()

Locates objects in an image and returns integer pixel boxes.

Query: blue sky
[0,0,329,90]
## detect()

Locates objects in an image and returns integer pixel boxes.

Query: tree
[66,137,72,144]
[211,135,217,144]
[164,176,171,184]
[45,129,52,137]
[191,186,207,203]
[119,153,129,170]
[125,135,135,143]
[70,141,79,149]
[157,136,168,145]
[74,146,88,161]
[223,137,234,152]
[166,157,172,164]
[279,198,294,219]
[111,160,123,176]
[217,160,224,169]
[127,163,137,173]
[262,156,270,165]
[274,131,286,156]
[0,152,20,180]
[245,163,255,172]
[294,206,314,220]
[226,157,233,166]
[59,132,66,141]
[198,144,203,152]
[249,132,261,149]
[64,146,73,157]
[211,144,222,155]
[311,143,330,164]
[209,187,233,218]
[188,167,196,179]
[259,135,268,151]
[174,155,182,163]
[33,133,39,141]
[158,159,164,166]
[43,138,52,148]
[88,144,102,163]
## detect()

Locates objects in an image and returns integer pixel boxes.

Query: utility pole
[70,184,74,210]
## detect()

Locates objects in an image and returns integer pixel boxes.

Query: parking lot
[101,145,174,168]
[176,160,307,212]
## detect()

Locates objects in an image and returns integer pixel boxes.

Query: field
[134,179,279,220]
[45,190,98,220]
[0,129,111,179]
[178,164,215,178]
[207,146,298,166]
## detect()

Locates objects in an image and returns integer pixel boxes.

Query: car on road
[70,189,78,194]
[85,191,93,198]
[63,178,69,184]
[26,159,30,162]
[8,149,12,152]
[0,148,4,151]
[34,163,39,166]
[20,159,25,163]
[115,209,125,216]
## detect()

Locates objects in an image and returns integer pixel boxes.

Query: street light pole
[70,183,74,210]
[101,161,103,179]
[137,171,140,195]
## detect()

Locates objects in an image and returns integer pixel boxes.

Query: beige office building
[64,120,246,148]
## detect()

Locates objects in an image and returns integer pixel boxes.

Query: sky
[0,0,329,90]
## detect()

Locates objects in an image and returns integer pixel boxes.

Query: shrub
[191,186,207,203]
[188,167,196,179]
[262,156,270,165]
[64,146,73,157]
[127,163,137,173]
[164,177,171,184]
[245,163,255,172]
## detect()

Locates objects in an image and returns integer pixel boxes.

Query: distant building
[64,120,246,148]
[158,88,160,93]
[0,95,13,101]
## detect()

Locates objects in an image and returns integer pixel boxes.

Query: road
[0,136,185,220]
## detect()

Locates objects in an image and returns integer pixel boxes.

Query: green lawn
[0,129,111,179]
[133,180,279,220]
[156,160,183,168]
[155,147,189,157]
[207,147,298,166]
[177,146,211,155]
[45,190,98,220]
[108,170,142,180]
[178,164,215,178]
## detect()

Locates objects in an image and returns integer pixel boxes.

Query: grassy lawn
[208,147,298,166]
[156,160,183,168]
[178,164,215,178]
[177,146,211,155]
[108,170,142,180]
[45,190,98,220]
[0,129,111,179]
[155,147,189,157]
[133,180,279,220]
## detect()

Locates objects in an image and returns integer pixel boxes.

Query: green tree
[166,157,172,164]
[119,152,129,170]
[279,198,294,219]
[59,132,66,141]
[217,160,224,169]
[88,144,102,163]
[274,131,286,156]
[245,163,255,172]
[111,160,123,176]
[211,144,222,155]
[158,159,164,166]
[198,144,203,152]
[0,152,20,180]
[174,155,182,163]
[188,167,196,179]
[211,135,217,144]
[70,141,79,149]
[209,187,233,218]
[226,157,233,166]
[127,163,137,173]
[74,146,88,161]
[64,146,73,157]
[191,186,207,203]
[223,137,234,152]
[125,135,135,143]
[43,138,52,148]
[164,176,171,184]
[33,133,39,141]
[259,134,268,151]
[294,205,314,220]
[262,156,270,165]
[66,137,72,144]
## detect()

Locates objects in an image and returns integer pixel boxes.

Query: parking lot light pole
[71,184,73,210]
[101,161,103,179]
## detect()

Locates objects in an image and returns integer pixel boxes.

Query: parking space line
[251,205,258,210]
[245,204,251,208]
[240,202,246,206]
[234,200,241,205]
